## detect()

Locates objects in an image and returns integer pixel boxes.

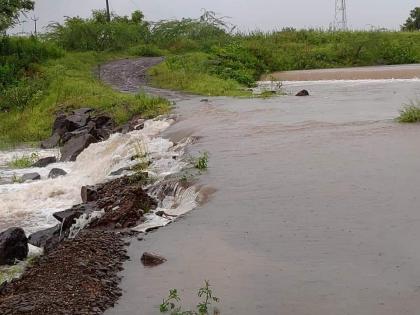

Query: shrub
[397,102,420,123]
[128,44,165,57]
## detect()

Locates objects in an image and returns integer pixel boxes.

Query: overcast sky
[13,0,419,34]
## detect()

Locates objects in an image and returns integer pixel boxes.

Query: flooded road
[108,79,420,315]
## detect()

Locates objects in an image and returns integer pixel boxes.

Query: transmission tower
[334,0,348,30]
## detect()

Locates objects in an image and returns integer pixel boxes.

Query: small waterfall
[0,118,199,234]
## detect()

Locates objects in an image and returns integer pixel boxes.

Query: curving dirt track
[99,57,188,101]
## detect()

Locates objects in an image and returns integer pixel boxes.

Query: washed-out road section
[103,59,420,315]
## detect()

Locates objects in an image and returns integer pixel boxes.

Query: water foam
[0,118,198,234]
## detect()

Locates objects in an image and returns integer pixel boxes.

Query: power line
[105,0,111,22]
[334,0,348,30]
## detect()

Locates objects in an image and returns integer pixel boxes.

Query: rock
[22,173,41,182]
[296,89,310,96]
[81,185,98,203]
[141,252,167,267]
[40,133,61,149]
[32,156,57,168]
[52,114,68,136]
[0,227,28,265]
[60,133,97,162]
[72,108,93,116]
[28,225,61,248]
[65,114,90,132]
[93,115,114,129]
[53,204,96,231]
[109,166,131,176]
[90,127,112,141]
[48,168,67,179]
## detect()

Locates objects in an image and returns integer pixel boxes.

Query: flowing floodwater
[0,119,196,234]
[106,78,420,315]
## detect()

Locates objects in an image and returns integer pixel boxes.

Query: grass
[160,280,219,315]
[0,52,171,148]
[8,152,39,168]
[149,53,250,97]
[397,101,420,123]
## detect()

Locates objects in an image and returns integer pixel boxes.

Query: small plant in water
[397,101,420,123]
[8,152,39,169]
[160,281,220,315]
[194,152,209,171]
[11,173,23,184]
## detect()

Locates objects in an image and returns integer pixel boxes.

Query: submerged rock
[0,227,28,265]
[48,168,67,179]
[32,156,57,168]
[22,173,41,182]
[296,89,310,96]
[141,252,167,267]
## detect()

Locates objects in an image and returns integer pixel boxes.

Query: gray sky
[13,0,419,34]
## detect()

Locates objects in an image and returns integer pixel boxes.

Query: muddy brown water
[264,64,420,81]
[100,63,420,314]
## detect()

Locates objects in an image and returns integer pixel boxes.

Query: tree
[401,7,420,31]
[0,0,34,32]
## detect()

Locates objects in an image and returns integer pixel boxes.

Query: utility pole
[105,0,111,22]
[334,0,348,31]
[31,15,39,36]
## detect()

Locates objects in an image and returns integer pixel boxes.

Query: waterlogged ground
[107,78,420,315]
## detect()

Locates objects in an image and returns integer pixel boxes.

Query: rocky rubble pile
[0,230,128,315]
[41,108,116,161]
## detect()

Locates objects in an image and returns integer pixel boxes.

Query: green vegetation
[0,0,34,32]
[8,152,39,168]
[160,280,219,315]
[397,101,420,123]
[2,8,420,147]
[0,51,170,147]
[194,152,209,171]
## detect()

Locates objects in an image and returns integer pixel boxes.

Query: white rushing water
[0,118,199,234]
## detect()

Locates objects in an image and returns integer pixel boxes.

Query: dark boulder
[28,225,60,248]
[72,108,93,116]
[81,185,99,203]
[53,204,96,231]
[93,115,114,129]
[296,89,310,96]
[141,252,167,267]
[40,133,61,149]
[32,156,57,168]
[90,127,112,141]
[0,227,28,265]
[60,133,97,162]
[52,114,68,136]
[22,173,41,182]
[65,114,90,132]
[48,168,67,179]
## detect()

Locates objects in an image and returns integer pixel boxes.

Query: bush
[398,102,420,123]
[46,10,150,51]
[0,36,63,88]
[128,44,165,57]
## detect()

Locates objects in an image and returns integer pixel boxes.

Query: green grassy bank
[0,51,170,148]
